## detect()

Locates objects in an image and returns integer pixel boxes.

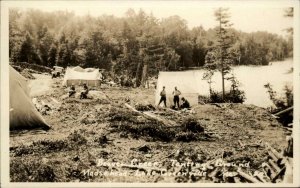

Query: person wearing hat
[158,86,167,107]
[180,97,190,109]
[80,83,89,99]
[69,83,76,97]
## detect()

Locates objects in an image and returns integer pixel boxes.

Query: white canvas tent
[53,66,64,72]
[9,66,50,130]
[63,66,102,86]
[155,71,203,107]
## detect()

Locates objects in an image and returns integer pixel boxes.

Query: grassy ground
[9,75,289,183]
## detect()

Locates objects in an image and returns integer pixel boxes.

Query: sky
[5,0,295,37]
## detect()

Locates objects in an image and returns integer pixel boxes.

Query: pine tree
[47,43,57,67]
[18,32,35,63]
[204,8,234,100]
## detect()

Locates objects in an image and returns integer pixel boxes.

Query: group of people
[69,83,89,99]
[158,86,190,109]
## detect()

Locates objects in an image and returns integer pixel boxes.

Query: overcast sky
[7,1,295,37]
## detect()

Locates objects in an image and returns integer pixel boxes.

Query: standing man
[172,86,181,109]
[158,86,167,107]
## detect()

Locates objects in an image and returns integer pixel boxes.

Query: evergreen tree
[18,32,35,63]
[47,43,57,67]
[204,8,235,100]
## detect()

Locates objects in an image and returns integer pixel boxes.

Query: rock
[138,145,151,153]
[42,158,49,164]
[96,135,109,145]
[88,90,108,100]
[73,156,80,161]
[60,94,69,100]
[182,118,204,133]
[145,154,152,158]
[80,113,96,124]
[119,132,128,138]
[175,150,184,158]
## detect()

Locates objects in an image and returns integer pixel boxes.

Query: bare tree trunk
[135,61,142,87]
[220,16,225,101]
[222,68,225,100]
[140,64,148,88]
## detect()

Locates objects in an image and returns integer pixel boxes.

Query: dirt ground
[9,74,290,183]
[28,74,53,97]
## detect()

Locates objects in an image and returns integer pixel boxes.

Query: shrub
[10,159,56,182]
[35,165,56,182]
[34,140,69,153]
[205,73,246,104]
[209,89,246,103]
[108,108,138,123]
[181,118,204,133]
[67,130,87,145]
[226,89,246,103]
[264,83,293,111]
[117,121,176,142]
[175,132,199,142]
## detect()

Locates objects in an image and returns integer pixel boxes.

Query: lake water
[193,59,293,108]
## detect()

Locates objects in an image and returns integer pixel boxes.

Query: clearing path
[28,74,53,97]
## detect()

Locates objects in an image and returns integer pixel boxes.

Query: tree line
[9,8,292,86]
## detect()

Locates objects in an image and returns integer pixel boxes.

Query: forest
[9,8,293,84]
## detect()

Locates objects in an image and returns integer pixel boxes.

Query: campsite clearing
[28,74,53,97]
[10,72,290,183]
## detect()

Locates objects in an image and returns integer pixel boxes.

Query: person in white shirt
[172,86,181,109]
[158,86,167,107]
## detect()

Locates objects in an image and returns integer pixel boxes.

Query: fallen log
[271,166,286,183]
[238,140,245,148]
[211,103,222,108]
[253,171,268,183]
[268,150,279,163]
[208,168,220,183]
[271,114,279,119]
[265,143,283,160]
[125,103,177,126]
[261,168,271,181]
[273,106,293,116]
[208,167,220,178]
[233,176,241,183]
[283,127,293,132]
[269,159,281,172]
[237,168,261,183]
[143,111,177,126]
[165,107,181,114]
[262,162,276,179]
[124,103,140,113]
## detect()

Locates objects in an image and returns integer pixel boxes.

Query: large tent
[62,66,102,86]
[155,71,203,107]
[9,66,50,130]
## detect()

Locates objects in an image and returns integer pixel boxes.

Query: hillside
[9,73,291,183]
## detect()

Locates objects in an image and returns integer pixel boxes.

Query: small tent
[53,66,64,72]
[9,66,50,130]
[62,66,102,86]
[155,71,203,107]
